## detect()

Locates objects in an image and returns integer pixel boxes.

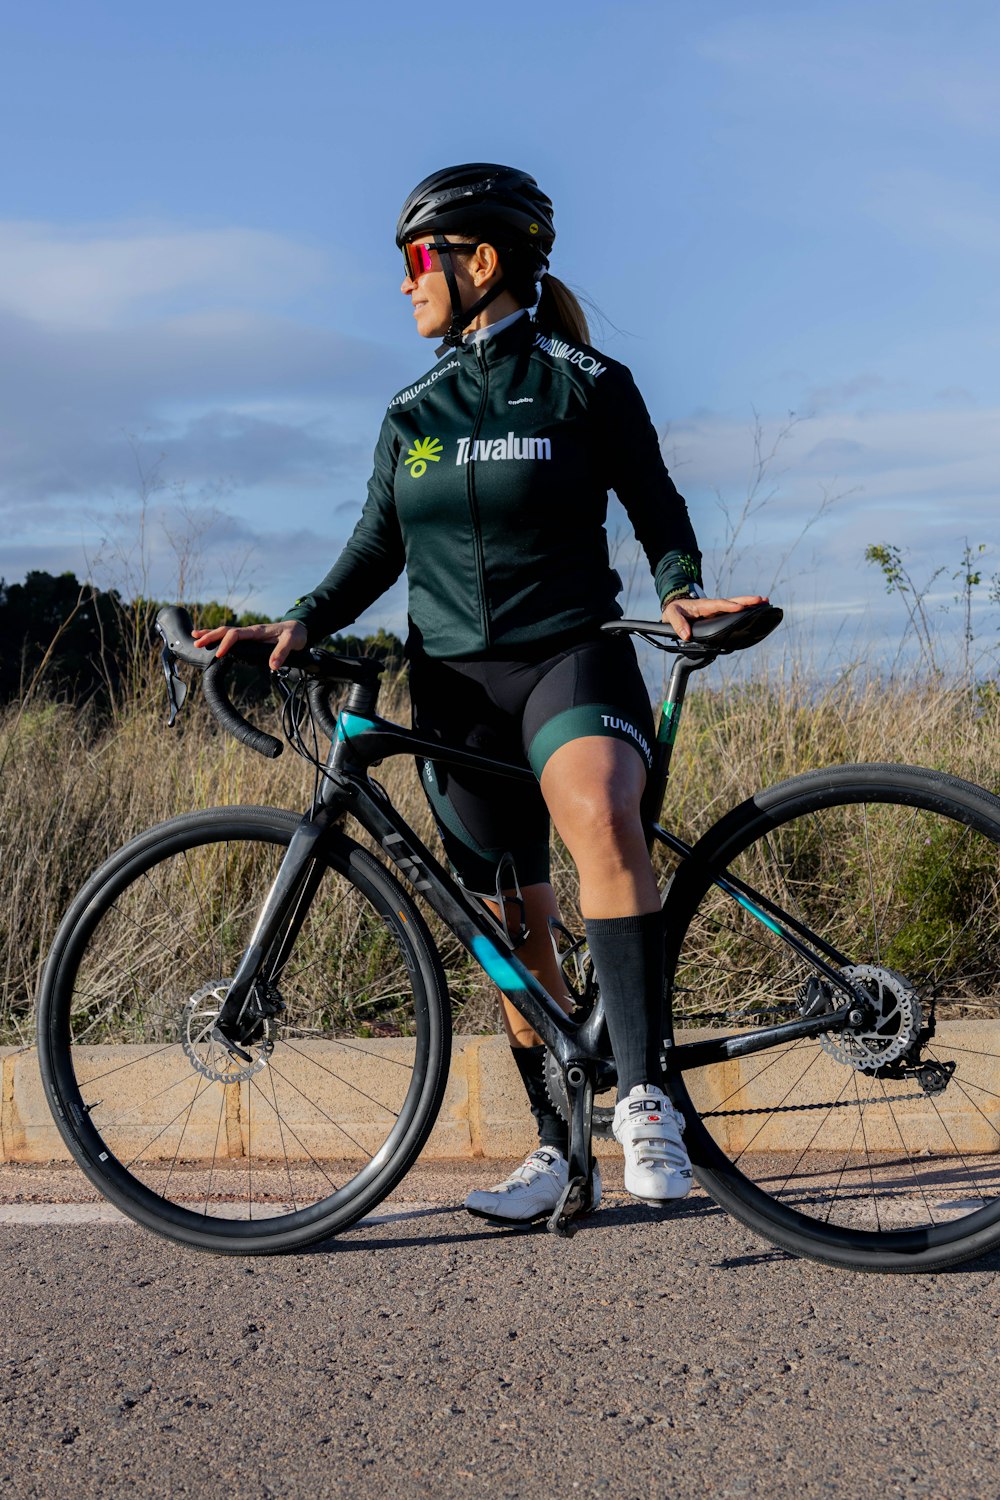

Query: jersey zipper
[465,342,491,648]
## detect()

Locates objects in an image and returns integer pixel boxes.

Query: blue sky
[1,0,997,672]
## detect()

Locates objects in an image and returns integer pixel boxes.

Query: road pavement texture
[1,1161,998,1500]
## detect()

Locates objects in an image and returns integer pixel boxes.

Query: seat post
[641,653,711,835]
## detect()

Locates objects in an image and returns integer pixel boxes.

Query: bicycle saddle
[607,602,783,653]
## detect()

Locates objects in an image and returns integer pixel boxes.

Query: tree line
[0,570,404,709]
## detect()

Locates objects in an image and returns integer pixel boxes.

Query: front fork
[215,804,339,1040]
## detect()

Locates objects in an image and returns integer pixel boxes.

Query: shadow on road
[302,1192,724,1255]
[298,1193,1000,1276]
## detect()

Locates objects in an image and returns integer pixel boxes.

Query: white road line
[0,1204,127,1225]
[0,1201,446,1227]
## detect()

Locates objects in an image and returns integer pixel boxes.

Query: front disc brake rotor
[181,982,271,1083]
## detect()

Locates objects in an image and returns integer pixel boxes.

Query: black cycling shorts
[409,629,655,893]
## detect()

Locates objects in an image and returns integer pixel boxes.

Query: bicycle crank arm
[548,1062,597,1238]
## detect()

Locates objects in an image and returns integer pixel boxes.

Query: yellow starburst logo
[404,435,443,478]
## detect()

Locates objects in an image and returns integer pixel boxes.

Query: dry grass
[3,662,998,1043]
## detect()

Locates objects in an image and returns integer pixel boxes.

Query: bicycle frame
[216,647,864,1077]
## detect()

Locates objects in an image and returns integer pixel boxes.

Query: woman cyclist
[194,164,764,1224]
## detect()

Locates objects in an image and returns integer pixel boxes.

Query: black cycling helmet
[396,162,555,254]
[396,163,555,348]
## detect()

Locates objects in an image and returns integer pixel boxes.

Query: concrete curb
[4,1025,997,1163]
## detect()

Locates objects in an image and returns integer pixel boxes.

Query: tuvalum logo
[601,714,652,766]
[533,332,607,378]
[404,436,444,478]
[456,434,552,465]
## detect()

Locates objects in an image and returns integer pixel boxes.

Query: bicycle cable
[276,672,324,811]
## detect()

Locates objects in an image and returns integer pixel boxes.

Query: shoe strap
[508,1150,563,1185]
[624,1123,688,1168]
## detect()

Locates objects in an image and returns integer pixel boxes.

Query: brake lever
[160,643,188,727]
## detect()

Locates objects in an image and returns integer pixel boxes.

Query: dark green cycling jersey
[285,313,701,658]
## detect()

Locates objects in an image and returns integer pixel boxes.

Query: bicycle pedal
[546,1174,590,1236]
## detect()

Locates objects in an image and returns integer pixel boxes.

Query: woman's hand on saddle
[190,619,308,671]
[661,593,768,643]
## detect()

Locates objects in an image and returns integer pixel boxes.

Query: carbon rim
[40,812,444,1247]
[665,768,1000,1266]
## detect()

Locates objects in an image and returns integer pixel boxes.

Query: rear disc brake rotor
[820,963,922,1072]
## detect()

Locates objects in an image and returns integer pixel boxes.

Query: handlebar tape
[156,605,283,759]
[202,659,283,760]
[154,603,383,755]
[306,678,341,742]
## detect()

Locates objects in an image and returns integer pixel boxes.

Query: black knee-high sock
[512,1044,568,1153]
[583,912,665,1098]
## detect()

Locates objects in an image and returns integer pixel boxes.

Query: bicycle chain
[703,1092,928,1119]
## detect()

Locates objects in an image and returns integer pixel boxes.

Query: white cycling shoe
[464,1147,602,1224]
[612,1084,693,1203]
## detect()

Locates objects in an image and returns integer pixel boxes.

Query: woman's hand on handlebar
[661,593,769,643]
[191,619,308,671]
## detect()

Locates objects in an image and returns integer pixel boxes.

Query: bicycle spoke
[163,1071,212,1196]
[731,1047,826,1165]
[701,1038,812,1117]
[266,1059,380,1158]
[248,1074,341,1198]
[774,1063,859,1207]
[861,805,881,966]
[264,1062,299,1213]
[882,823,971,958]
[878,1077,937,1228]
[824,1086,867,1225]
[203,1085,228,1217]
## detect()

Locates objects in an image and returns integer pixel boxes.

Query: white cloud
[669,404,1000,513]
[651,402,1000,668]
[0,222,327,327]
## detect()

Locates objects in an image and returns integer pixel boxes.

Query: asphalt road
[1,1162,998,1500]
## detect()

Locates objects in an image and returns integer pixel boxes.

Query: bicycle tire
[662,764,1000,1272]
[37,807,451,1254]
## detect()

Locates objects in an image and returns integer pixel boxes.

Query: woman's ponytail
[465,232,594,346]
[535,273,591,346]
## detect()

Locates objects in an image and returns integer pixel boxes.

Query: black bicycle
[37,603,1000,1270]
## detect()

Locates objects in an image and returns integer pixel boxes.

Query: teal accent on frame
[337,711,381,742]
[733,891,783,935]
[657,699,682,745]
[471,934,528,991]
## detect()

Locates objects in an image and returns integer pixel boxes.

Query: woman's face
[400,236,498,339]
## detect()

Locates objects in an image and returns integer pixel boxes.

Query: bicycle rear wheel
[663,765,1000,1271]
[37,807,451,1253]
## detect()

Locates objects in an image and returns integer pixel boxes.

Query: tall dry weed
[3,662,997,1042]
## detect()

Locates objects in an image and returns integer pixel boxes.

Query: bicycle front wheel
[663,765,1000,1272]
[37,807,451,1253]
